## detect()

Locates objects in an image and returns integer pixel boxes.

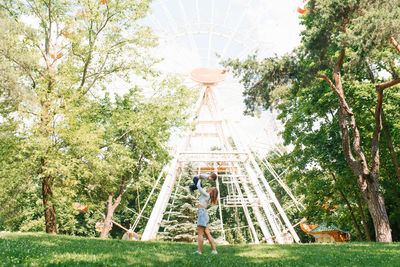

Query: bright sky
[142,0,303,153]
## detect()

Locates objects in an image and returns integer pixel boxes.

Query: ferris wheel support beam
[243,160,285,243]
[232,122,301,244]
[231,170,260,244]
[208,85,260,243]
[141,86,207,241]
[239,171,274,244]
[260,159,305,211]
[219,118,283,243]
[141,156,180,240]
[224,116,286,243]
[213,86,283,244]
[211,81,282,244]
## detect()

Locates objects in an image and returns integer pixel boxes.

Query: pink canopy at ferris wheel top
[190,67,227,85]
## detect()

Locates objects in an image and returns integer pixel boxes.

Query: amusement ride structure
[139,67,301,244]
[128,0,305,244]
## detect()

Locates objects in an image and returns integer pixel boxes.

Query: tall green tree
[223,0,400,242]
[71,79,194,238]
[0,0,156,234]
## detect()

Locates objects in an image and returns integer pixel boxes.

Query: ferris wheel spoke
[222,0,233,28]
[178,0,201,58]
[195,0,200,26]
[236,42,258,61]
[148,12,165,34]
[207,0,216,66]
[160,0,179,35]
[220,1,253,60]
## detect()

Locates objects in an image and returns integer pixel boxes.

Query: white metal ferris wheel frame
[139,78,301,244]
[146,0,282,150]
[147,0,271,68]
[133,0,304,244]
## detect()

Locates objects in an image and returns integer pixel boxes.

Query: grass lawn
[1,232,399,266]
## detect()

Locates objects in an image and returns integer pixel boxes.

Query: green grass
[1,233,400,266]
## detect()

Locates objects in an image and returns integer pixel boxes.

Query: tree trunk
[335,87,392,242]
[100,193,123,239]
[42,177,57,234]
[100,175,126,238]
[356,196,372,242]
[40,84,57,233]
[359,174,391,242]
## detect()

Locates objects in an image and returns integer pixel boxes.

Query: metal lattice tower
[141,68,300,244]
[132,0,304,244]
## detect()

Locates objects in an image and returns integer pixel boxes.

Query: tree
[74,79,194,238]
[0,0,156,234]
[160,169,220,242]
[223,0,400,242]
[160,177,199,242]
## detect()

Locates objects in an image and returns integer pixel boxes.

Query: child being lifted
[189,172,218,192]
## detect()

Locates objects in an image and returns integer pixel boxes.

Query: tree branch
[82,52,110,95]
[100,129,132,149]
[390,35,400,54]
[78,21,95,91]
[371,77,400,174]
[376,77,400,90]
[316,74,336,90]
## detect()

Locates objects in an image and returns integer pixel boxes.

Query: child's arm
[198,173,210,180]
[197,179,209,197]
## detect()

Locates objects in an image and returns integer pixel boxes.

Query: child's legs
[189,184,196,191]
[189,176,199,191]
[204,227,216,251]
[197,226,205,252]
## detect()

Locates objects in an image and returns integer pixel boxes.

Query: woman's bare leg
[197,226,205,252]
[205,227,216,251]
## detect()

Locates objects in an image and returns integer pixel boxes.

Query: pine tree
[160,171,221,242]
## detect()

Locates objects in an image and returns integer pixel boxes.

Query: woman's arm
[197,179,209,197]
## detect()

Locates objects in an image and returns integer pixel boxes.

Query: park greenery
[1,0,400,258]
[223,0,400,242]
[2,232,400,266]
[0,0,195,239]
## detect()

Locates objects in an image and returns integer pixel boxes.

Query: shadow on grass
[1,233,400,266]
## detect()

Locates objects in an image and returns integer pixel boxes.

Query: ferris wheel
[131,0,305,244]
[145,0,269,69]
[141,0,302,152]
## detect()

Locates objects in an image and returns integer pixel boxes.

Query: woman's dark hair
[208,187,219,206]
[210,172,217,181]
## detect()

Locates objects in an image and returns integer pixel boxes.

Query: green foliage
[222,0,400,241]
[0,0,195,235]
